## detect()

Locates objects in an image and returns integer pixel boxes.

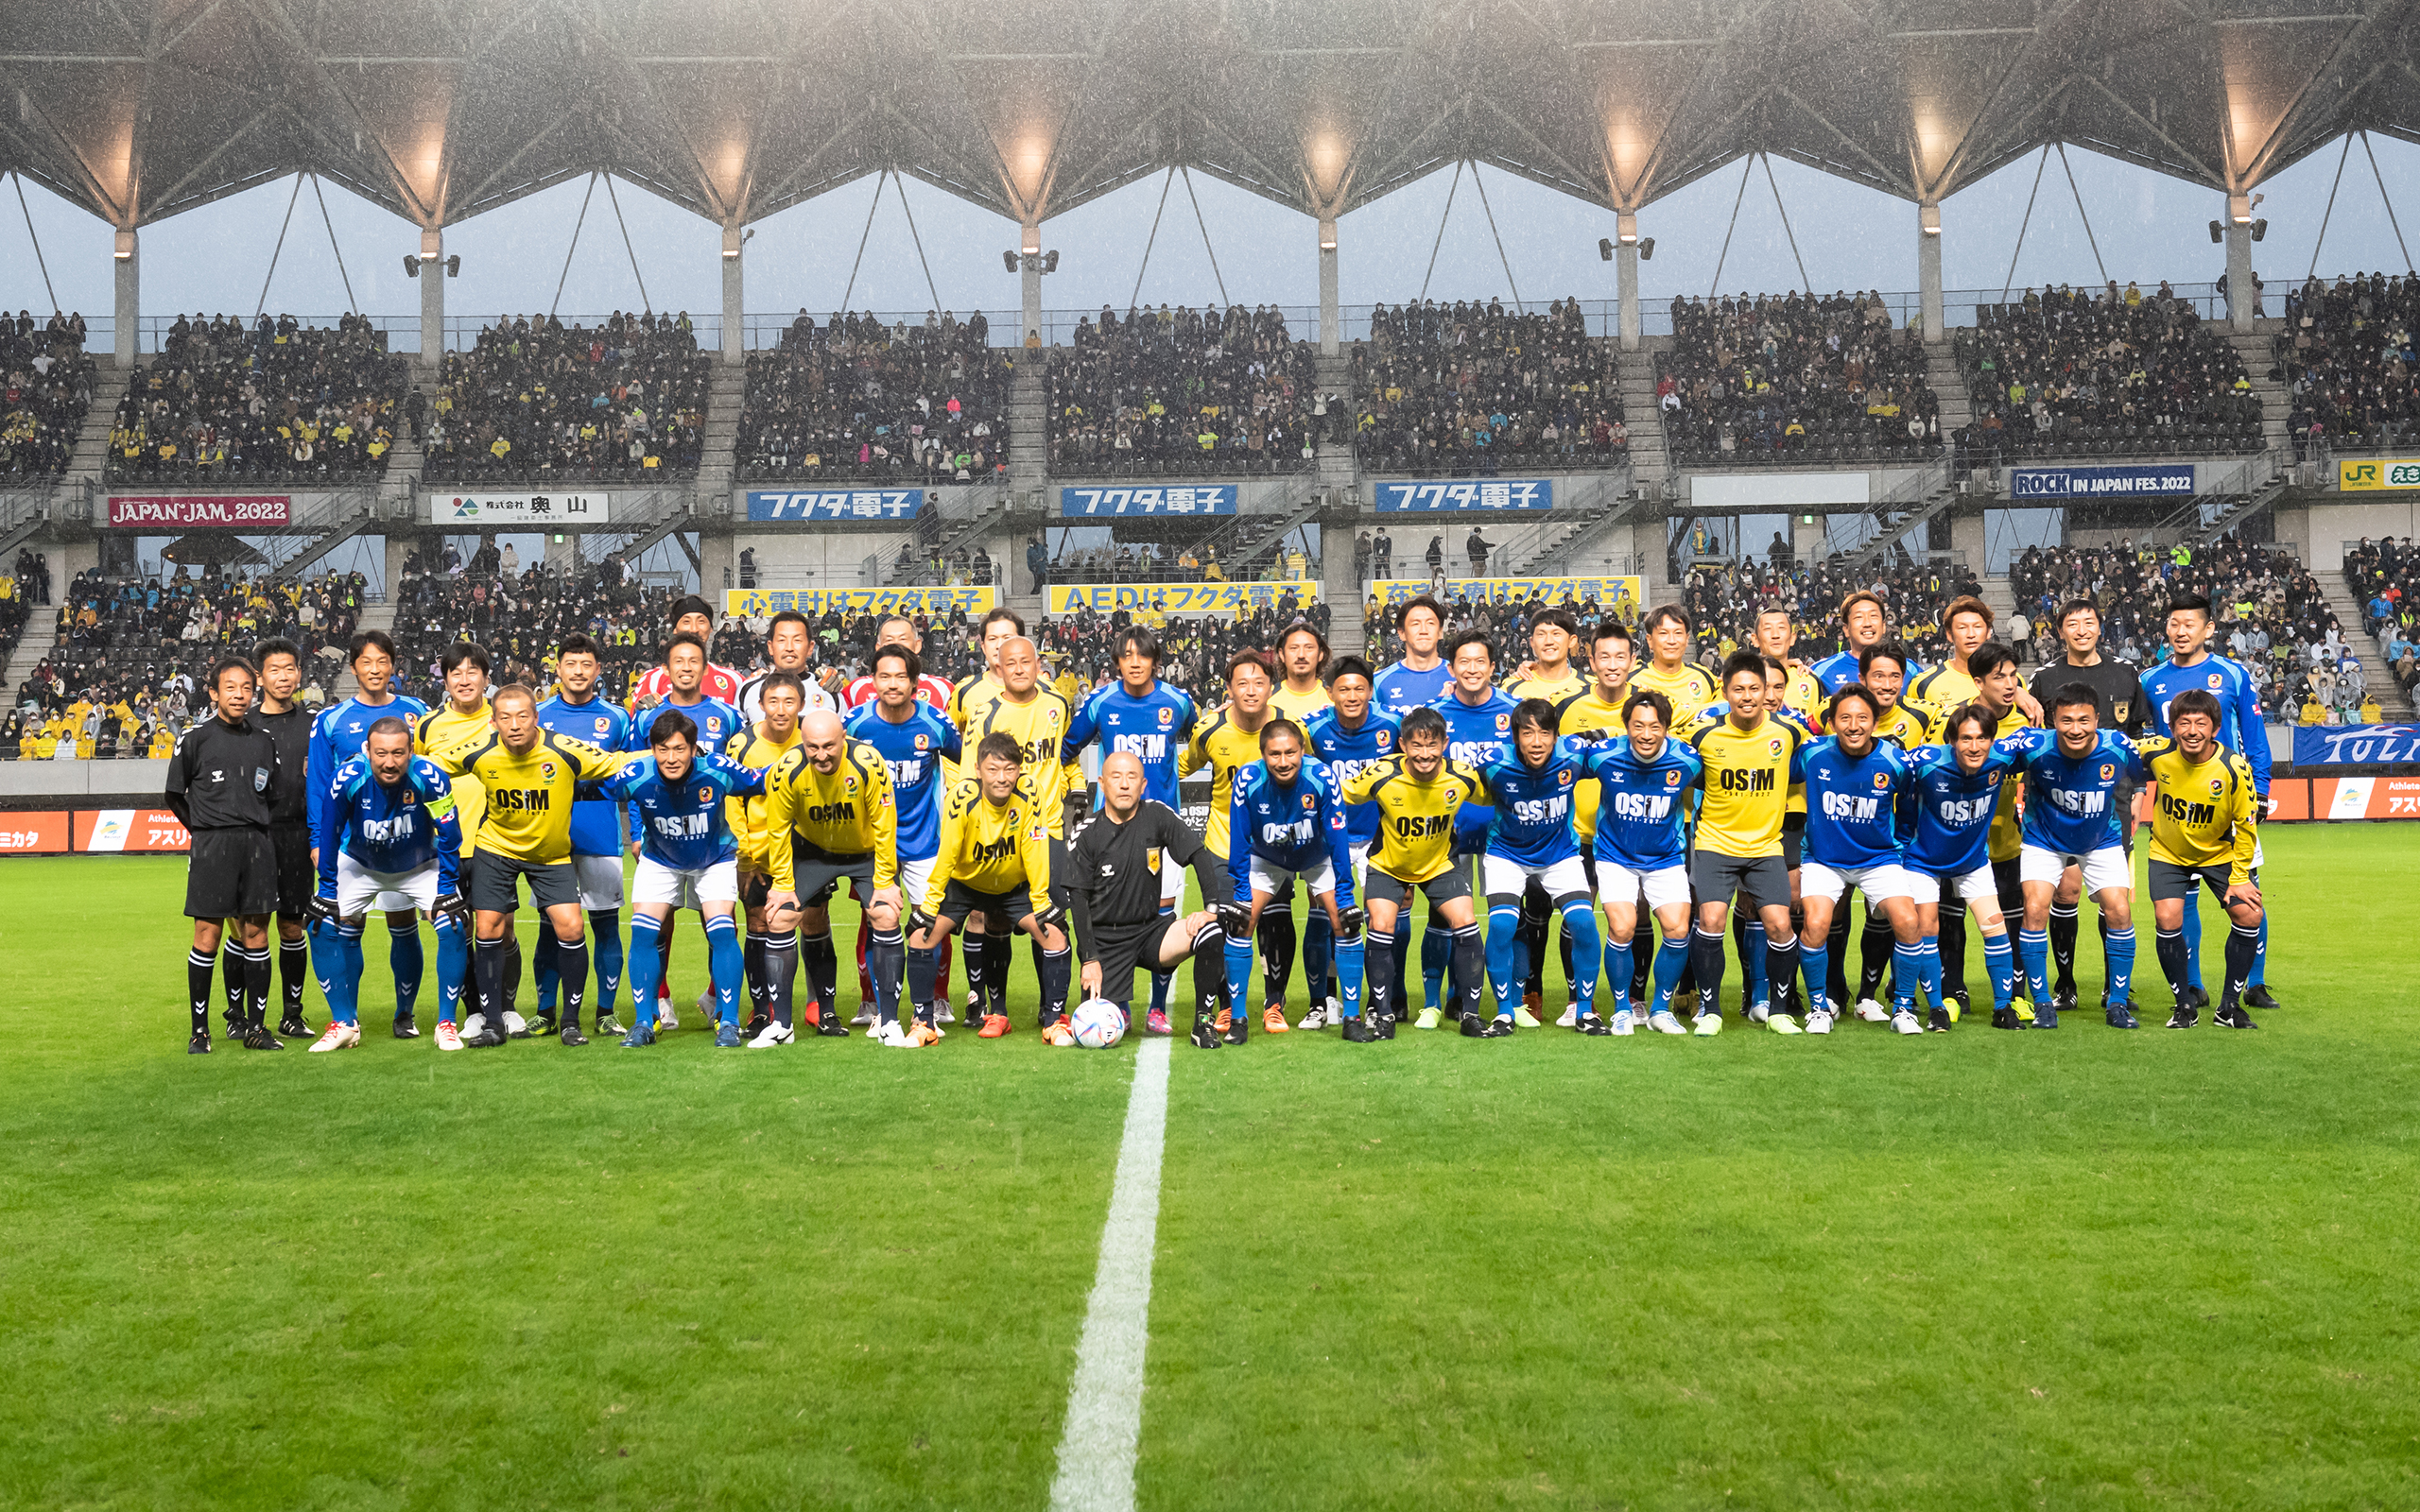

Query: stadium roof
[4,0,2417,233]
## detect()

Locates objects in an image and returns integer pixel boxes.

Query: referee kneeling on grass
[167,655,289,1054]
[1067,751,1231,1044]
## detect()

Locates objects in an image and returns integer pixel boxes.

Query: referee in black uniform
[1066,751,1230,1042]
[2027,596,2148,1010]
[249,637,318,1040]
[165,655,288,1053]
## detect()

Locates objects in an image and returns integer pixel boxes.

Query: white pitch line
[1047,1033,1173,1512]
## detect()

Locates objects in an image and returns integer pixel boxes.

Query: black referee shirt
[165,714,285,832]
[254,703,311,827]
[1066,800,1220,962]
[2029,656,2144,736]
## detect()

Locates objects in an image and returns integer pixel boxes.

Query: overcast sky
[7,133,2416,334]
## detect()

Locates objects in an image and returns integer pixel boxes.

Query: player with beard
[532,633,633,1037]
[307,630,431,1033]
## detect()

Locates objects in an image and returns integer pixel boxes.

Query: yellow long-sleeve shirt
[422,728,629,865]
[2137,738,2260,882]
[924,775,1053,919]
[415,702,493,858]
[723,722,804,874]
[761,738,899,891]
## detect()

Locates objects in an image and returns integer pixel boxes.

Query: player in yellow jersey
[1338,706,1490,1035]
[421,683,630,1047]
[1682,652,1809,1034]
[1750,607,1825,719]
[760,709,903,1044]
[947,607,1028,742]
[2135,688,2263,1029]
[968,635,1080,1013]
[725,670,804,1040]
[1269,621,1335,723]
[908,731,1072,1041]
[414,643,505,1034]
[1911,596,2048,726]
[1624,604,1720,725]
[1181,649,1282,1021]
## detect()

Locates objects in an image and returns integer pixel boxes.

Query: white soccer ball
[1070,999,1127,1048]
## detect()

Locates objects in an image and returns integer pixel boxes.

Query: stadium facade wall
[2301,501,2420,571]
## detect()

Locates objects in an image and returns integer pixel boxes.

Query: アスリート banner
[107,495,289,527]
[723,586,997,619]
[748,489,925,522]
[1370,575,1644,610]
[1045,581,1321,616]
[1373,479,1552,512]
[2290,723,2420,766]
[1058,485,1238,517]
[2009,465,2198,499]
[2337,458,2420,491]
[428,491,614,524]
[74,809,191,852]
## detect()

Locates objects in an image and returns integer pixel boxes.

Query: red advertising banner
[0,811,71,853]
[2308,776,2420,820]
[107,494,291,528]
[74,808,192,852]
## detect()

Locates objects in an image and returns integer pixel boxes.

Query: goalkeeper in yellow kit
[907,731,1073,1044]
[2136,687,2264,1029]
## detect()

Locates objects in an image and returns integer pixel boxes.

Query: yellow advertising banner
[723,586,998,618]
[1370,575,1645,614]
[1045,581,1322,616]
[2338,458,2420,491]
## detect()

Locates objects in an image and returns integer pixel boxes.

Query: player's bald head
[1101,750,1143,781]
[1098,748,1148,816]
[801,710,844,745]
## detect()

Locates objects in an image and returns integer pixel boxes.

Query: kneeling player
[1340,707,1489,1037]
[904,733,1071,1046]
[2137,690,2263,1029]
[1789,685,1923,1035]
[1220,719,1367,1045]
[1903,705,2026,1029]
[761,711,906,1044]
[1068,752,1230,1041]
[1469,699,1600,1038]
[607,711,769,1048]
[307,717,470,1051]
[1573,691,1702,1034]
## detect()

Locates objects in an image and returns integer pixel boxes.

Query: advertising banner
[1373,479,1552,512]
[107,494,290,528]
[428,491,613,525]
[1370,575,1645,612]
[2009,465,2197,499]
[2290,723,2420,766]
[1058,485,1238,517]
[0,811,71,854]
[723,586,997,620]
[2337,458,2420,491]
[1689,472,1870,509]
[748,489,925,523]
[74,808,191,852]
[1045,581,1321,617]
[2311,775,2420,818]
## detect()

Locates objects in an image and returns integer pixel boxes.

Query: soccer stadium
[4,1,2420,1505]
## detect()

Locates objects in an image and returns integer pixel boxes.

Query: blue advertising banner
[2008,465,2197,500]
[747,489,925,522]
[2290,723,2420,766]
[1058,485,1238,517]
[1374,479,1553,511]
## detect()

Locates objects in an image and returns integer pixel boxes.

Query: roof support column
[419,228,445,367]
[1615,213,1640,352]
[2224,195,2256,332]
[1318,217,1340,356]
[1021,220,1043,349]
[721,225,745,366]
[112,230,138,367]
[1917,201,1944,345]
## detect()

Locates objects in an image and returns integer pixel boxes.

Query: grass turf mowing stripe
[1050,1034,1173,1512]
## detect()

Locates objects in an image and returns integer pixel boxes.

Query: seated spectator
[424,310,706,484]
[1050,304,1317,476]
[2279,272,2419,455]
[739,309,1009,483]
[1660,290,1939,466]
[1954,282,2261,466]
[1352,298,1628,475]
[108,312,402,484]
[2,309,95,481]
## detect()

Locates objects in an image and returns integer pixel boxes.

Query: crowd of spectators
[106,313,404,485]
[2277,272,2420,456]
[1350,298,1629,474]
[1658,291,1940,465]
[1048,304,1321,475]
[2,311,95,481]
[2343,535,2420,711]
[1952,282,2263,467]
[738,309,1010,483]
[1031,601,1332,710]
[424,312,707,484]
[391,549,715,698]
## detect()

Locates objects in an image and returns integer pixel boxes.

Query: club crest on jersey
[541,762,557,781]
[1302,795,1316,811]
[1158,707,1174,727]
[2100,764,2115,780]
[2113,701,2130,722]
[914,733,930,750]
[697,786,712,804]
[1873,771,1891,790]
[844,776,857,791]
[2209,777,2224,795]
[1375,732,1393,749]
[2205,674,2223,690]
[594,717,610,735]
[1494,714,1512,732]
[1559,770,1573,786]
[1770,738,1783,755]
[1666,770,1683,786]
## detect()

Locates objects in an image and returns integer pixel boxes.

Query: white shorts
[1348,840,1370,898]
[2020,842,2130,895]
[1248,851,1336,899]
[1799,860,1915,903]
[1157,847,1187,904]
[1481,851,1590,900]
[572,853,624,911]
[1597,859,1691,914]
[899,853,937,911]
[335,850,440,918]
[1904,863,2001,906]
[634,855,740,911]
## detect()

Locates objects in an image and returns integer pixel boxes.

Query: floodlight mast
[1615,212,1640,352]
[419,227,444,362]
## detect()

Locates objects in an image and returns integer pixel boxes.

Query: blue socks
[2017,927,2050,1007]
[1421,924,1450,1014]
[1485,903,1525,1016]
[1303,909,1333,1008]
[310,920,366,1025]
[1980,931,2015,1012]
[1561,902,1600,1019]
[1606,938,1636,1015]
[705,914,744,1025]
[1891,941,1922,1016]
[629,913,666,1027]
[433,916,469,1023]
[2181,899,2206,989]
[1799,940,1830,1018]
[1914,939,1944,1011]
[1335,935,1366,1018]
[2250,916,2269,987]
[2103,927,2135,1007]
[1742,920,1769,1007]
[1224,934,1256,1021]
[389,920,424,1021]
[1651,931,1690,1016]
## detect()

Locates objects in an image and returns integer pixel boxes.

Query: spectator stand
[1658,291,1941,469]
[2335,534,2419,717]
[424,312,707,485]
[1351,298,1629,477]
[2,311,97,484]
[737,309,1011,486]
[2277,273,2420,463]
[1047,305,1321,478]
[106,313,403,486]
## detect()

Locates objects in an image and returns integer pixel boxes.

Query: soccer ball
[1070,999,1126,1048]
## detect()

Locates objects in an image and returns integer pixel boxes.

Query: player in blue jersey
[1572,690,1703,1034]
[304,716,466,1052]
[596,708,765,1047]
[304,629,434,1028]
[1996,687,2152,1027]
[1807,590,1905,694]
[1466,700,1601,1038]
[1061,625,1198,1033]
[2139,592,2279,1009]
[1301,660,1399,1033]
[847,644,965,1028]
[1217,719,1367,1042]
[531,632,634,1037]
[1371,596,1453,1021]
[1903,704,2027,1030]
[625,631,744,1027]
[1418,628,1520,1025]
[1788,685,1926,1036]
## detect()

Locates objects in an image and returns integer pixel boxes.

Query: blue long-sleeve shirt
[317,754,462,895]
[536,693,634,857]
[1061,679,1197,807]
[1474,740,1590,867]
[625,696,743,854]
[306,694,431,856]
[1227,757,1357,907]
[1302,705,1401,845]
[1902,745,2023,875]
[1789,735,1911,869]
[2138,651,2271,796]
[599,751,764,870]
[1996,728,2150,855]
[1577,735,1703,870]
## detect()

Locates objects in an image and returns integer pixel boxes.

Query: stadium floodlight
[1599,237,1614,262]
[2251,219,2268,243]
[1003,250,1018,272]
[1639,237,1655,261]
[1043,249,1059,273]
[405,254,422,277]
[445,254,460,278]
[2208,220,2224,244]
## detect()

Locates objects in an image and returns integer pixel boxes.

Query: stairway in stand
[1617,336,1671,497]
[695,361,747,509]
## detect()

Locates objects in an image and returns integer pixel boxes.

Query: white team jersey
[739,669,838,724]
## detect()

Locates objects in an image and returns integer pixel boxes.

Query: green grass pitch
[1,826,2414,1510]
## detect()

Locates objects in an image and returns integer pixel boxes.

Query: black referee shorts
[270,823,314,918]
[1084,919,1167,1008]
[469,850,579,914]
[186,829,279,919]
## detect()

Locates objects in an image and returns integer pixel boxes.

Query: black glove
[1335,905,1366,944]
[433,891,470,927]
[1565,725,1610,745]
[1034,901,1067,932]
[908,904,937,940]
[1217,900,1253,941]
[306,891,341,927]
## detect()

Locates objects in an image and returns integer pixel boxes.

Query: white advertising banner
[428,491,614,525]
[1688,472,1872,509]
